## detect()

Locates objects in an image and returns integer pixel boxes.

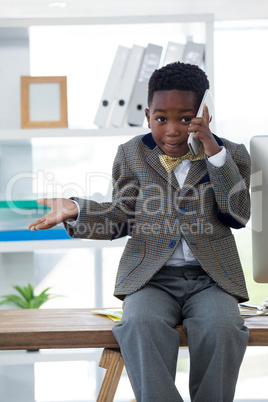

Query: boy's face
[145,89,199,157]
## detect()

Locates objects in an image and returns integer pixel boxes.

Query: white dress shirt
[166,147,226,266]
[68,147,227,267]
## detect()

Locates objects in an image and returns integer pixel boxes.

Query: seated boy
[29,61,250,402]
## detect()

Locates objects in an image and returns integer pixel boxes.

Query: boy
[29,62,250,402]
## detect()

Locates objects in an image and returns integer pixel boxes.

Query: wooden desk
[0,309,267,401]
[0,308,119,350]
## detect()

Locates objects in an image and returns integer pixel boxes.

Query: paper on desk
[92,309,123,322]
[239,303,268,317]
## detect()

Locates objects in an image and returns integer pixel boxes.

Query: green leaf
[29,296,48,309]
[38,287,52,297]
[0,295,29,309]
[13,284,34,302]
[0,283,62,309]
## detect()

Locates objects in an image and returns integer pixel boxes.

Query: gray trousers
[112,265,249,402]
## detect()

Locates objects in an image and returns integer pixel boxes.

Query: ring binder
[128,43,163,127]
[162,41,185,66]
[182,40,205,67]
[110,44,145,128]
[94,46,130,128]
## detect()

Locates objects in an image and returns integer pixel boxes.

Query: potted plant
[0,283,59,309]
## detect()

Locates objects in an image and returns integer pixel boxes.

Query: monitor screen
[250,135,268,282]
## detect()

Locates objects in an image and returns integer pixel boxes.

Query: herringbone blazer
[65,132,251,302]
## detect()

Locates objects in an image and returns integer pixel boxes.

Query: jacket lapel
[180,160,208,198]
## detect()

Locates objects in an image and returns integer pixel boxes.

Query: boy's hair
[148,61,210,106]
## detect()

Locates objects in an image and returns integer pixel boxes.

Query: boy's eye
[156,116,166,122]
[181,117,192,123]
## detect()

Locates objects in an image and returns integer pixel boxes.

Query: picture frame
[21,76,68,128]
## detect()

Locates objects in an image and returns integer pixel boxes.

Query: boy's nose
[166,123,180,136]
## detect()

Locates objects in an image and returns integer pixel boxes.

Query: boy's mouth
[164,142,179,148]
[162,141,189,157]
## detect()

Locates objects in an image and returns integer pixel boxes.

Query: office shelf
[0,127,145,141]
[0,237,127,252]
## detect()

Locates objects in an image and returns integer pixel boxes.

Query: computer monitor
[250,135,268,282]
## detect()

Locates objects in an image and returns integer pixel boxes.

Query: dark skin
[28,89,221,231]
[28,198,78,231]
[145,89,221,158]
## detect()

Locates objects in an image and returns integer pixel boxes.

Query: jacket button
[169,240,176,248]
[179,207,186,214]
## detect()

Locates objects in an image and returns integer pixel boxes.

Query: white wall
[0,28,30,129]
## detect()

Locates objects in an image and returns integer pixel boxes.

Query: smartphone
[187,89,214,156]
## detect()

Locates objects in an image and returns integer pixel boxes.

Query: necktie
[159,146,206,172]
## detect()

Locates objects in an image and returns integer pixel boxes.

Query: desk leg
[97,348,124,402]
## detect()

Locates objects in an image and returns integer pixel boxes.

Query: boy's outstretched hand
[28,198,78,231]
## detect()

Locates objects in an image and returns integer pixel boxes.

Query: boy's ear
[145,108,151,128]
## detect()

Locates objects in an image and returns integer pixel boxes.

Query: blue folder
[0,229,71,241]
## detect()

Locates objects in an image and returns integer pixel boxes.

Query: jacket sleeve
[206,142,251,228]
[64,144,139,240]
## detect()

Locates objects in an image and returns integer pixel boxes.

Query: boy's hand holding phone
[187,89,221,157]
[28,198,78,231]
[188,104,221,157]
